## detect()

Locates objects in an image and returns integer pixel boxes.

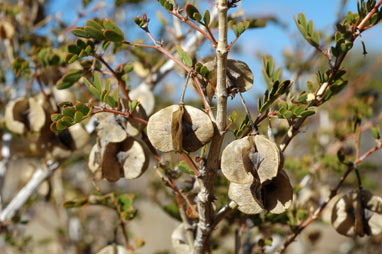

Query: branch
[279,142,382,253]
[0,133,12,212]
[194,1,228,253]
[0,160,61,222]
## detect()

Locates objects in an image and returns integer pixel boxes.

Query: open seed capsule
[147,105,214,153]
[221,135,281,184]
[331,190,382,237]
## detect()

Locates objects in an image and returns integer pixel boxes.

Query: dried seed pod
[331,190,382,237]
[171,224,192,254]
[228,169,293,215]
[96,113,127,143]
[5,97,46,134]
[221,135,281,184]
[119,138,149,179]
[88,137,149,182]
[228,182,264,214]
[198,59,254,100]
[96,245,132,254]
[261,169,293,214]
[52,87,76,104]
[147,105,214,152]
[125,104,147,137]
[67,123,90,150]
[129,85,155,115]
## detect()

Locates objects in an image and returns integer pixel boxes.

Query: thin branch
[0,160,61,222]
[212,200,238,228]
[0,133,12,212]
[279,142,382,253]
[92,106,148,125]
[96,56,131,101]
[168,8,217,46]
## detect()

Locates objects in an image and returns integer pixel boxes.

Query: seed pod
[221,135,281,184]
[229,169,293,214]
[125,104,147,137]
[52,87,76,104]
[96,245,133,254]
[5,97,46,134]
[171,224,192,254]
[198,59,254,100]
[331,190,382,237]
[147,105,214,153]
[119,137,149,179]
[96,112,127,143]
[129,85,155,115]
[88,137,149,182]
[261,169,293,214]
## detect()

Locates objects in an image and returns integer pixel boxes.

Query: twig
[180,72,192,104]
[168,7,217,46]
[194,1,228,253]
[96,56,131,101]
[0,160,61,222]
[238,92,256,131]
[212,200,238,229]
[92,106,148,125]
[279,142,382,253]
[141,133,198,217]
[0,133,12,212]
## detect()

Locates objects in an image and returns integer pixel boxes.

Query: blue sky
[47,0,382,104]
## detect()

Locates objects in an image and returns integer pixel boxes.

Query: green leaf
[203,10,210,25]
[103,19,124,39]
[85,26,105,41]
[176,160,194,175]
[83,77,101,98]
[186,4,201,22]
[56,69,82,89]
[62,107,76,118]
[74,111,84,123]
[101,40,111,51]
[175,45,193,67]
[76,39,87,49]
[51,113,63,122]
[123,64,134,73]
[103,29,124,42]
[93,72,103,91]
[75,103,91,116]
[371,127,380,140]
[86,19,103,31]
[71,27,89,38]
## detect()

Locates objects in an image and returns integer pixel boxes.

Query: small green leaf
[175,45,193,67]
[203,10,210,25]
[74,111,84,123]
[103,29,124,42]
[62,107,76,118]
[86,19,103,31]
[103,19,124,39]
[56,69,82,89]
[75,103,91,116]
[76,39,87,49]
[186,4,201,22]
[71,27,89,38]
[371,127,380,140]
[123,64,134,73]
[83,77,101,98]
[85,26,105,41]
[51,113,63,122]
[93,72,103,92]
